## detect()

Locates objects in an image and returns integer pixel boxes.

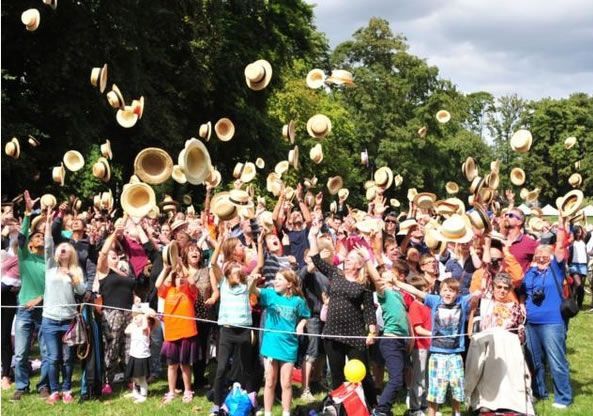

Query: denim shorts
[569,263,587,276]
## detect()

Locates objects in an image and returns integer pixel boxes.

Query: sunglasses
[505,212,522,221]
[534,256,550,262]
[384,219,397,224]
[490,257,503,266]
[495,285,511,291]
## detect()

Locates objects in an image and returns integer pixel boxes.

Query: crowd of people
[1,178,592,416]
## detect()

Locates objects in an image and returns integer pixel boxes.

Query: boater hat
[106,84,125,109]
[199,121,212,141]
[288,145,299,170]
[244,59,273,91]
[417,126,428,138]
[101,139,112,160]
[116,106,139,128]
[233,162,244,179]
[445,181,459,194]
[131,96,144,119]
[462,157,478,181]
[510,129,533,153]
[436,214,474,244]
[4,138,20,159]
[21,9,41,31]
[210,192,237,221]
[374,167,393,189]
[568,173,582,188]
[92,157,111,182]
[467,205,492,232]
[338,188,350,201]
[255,158,265,169]
[413,192,437,210]
[52,163,66,186]
[274,161,289,176]
[282,120,296,144]
[436,110,451,124]
[306,69,326,89]
[326,69,354,86]
[63,150,85,172]
[28,135,40,147]
[559,190,584,218]
[240,162,257,183]
[178,138,212,185]
[162,241,179,268]
[121,182,156,218]
[171,165,187,184]
[159,195,179,212]
[510,168,525,186]
[134,148,173,185]
[215,118,235,141]
[310,143,323,164]
[306,114,331,139]
[564,136,577,149]
[326,176,343,195]
[40,194,57,210]
[90,63,108,94]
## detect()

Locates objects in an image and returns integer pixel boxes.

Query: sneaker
[371,410,389,416]
[133,395,147,404]
[182,390,193,403]
[552,403,568,409]
[46,392,61,405]
[162,392,176,404]
[300,388,315,402]
[38,386,50,399]
[62,391,74,404]
[11,390,26,401]
[113,372,125,383]
[101,383,113,396]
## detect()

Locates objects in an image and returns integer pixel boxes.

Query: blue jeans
[376,337,407,414]
[525,323,572,406]
[41,317,75,393]
[13,307,49,392]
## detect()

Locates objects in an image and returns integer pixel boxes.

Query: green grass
[2,304,592,415]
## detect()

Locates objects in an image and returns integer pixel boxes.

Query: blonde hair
[277,269,304,298]
[54,242,83,285]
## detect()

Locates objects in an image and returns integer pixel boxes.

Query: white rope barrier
[1,303,522,340]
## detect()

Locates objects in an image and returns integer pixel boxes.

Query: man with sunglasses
[382,211,398,241]
[503,208,538,272]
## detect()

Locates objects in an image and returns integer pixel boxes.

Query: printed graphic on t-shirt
[432,303,462,350]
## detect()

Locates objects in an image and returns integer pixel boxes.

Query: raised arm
[44,210,57,270]
[272,190,286,230]
[296,184,312,226]
[393,279,427,300]
[155,264,171,290]
[555,216,566,263]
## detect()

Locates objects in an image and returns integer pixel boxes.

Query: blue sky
[307,0,593,99]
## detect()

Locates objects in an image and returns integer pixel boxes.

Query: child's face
[273,273,291,294]
[440,284,459,304]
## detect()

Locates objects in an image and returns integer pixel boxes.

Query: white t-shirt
[129,325,150,359]
[571,240,587,264]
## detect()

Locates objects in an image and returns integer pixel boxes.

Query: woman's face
[233,241,245,261]
[187,245,202,266]
[107,249,120,269]
[56,243,72,263]
[407,248,421,264]
[493,281,511,301]
[175,231,190,248]
[344,251,363,272]
[534,247,552,271]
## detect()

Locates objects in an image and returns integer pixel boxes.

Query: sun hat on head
[215,118,235,141]
[306,114,331,139]
[306,69,326,89]
[510,129,532,153]
[244,59,273,91]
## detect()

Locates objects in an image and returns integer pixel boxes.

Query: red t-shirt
[509,233,538,272]
[408,299,432,350]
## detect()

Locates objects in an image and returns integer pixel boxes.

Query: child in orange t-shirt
[156,264,198,404]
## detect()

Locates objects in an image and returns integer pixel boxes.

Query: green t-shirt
[18,215,46,305]
[377,289,409,336]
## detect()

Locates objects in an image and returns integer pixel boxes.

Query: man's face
[420,256,438,275]
[504,209,524,229]
[30,232,44,248]
[291,211,303,229]
[331,217,342,231]
[71,219,84,231]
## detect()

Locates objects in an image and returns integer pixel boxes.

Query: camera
[250,218,261,239]
[532,289,545,306]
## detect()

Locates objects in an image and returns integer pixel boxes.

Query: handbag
[550,266,579,320]
[323,383,370,416]
[63,311,89,347]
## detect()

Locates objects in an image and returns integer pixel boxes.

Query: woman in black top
[96,223,137,393]
[307,224,378,407]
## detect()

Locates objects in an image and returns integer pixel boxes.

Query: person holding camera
[519,217,572,409]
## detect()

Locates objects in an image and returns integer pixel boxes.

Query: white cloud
[307,0,593,99]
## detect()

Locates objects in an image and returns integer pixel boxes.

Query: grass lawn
[2,304,592,415]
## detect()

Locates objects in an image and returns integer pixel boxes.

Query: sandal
[182,390,193,403]
[162,392,176,404]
